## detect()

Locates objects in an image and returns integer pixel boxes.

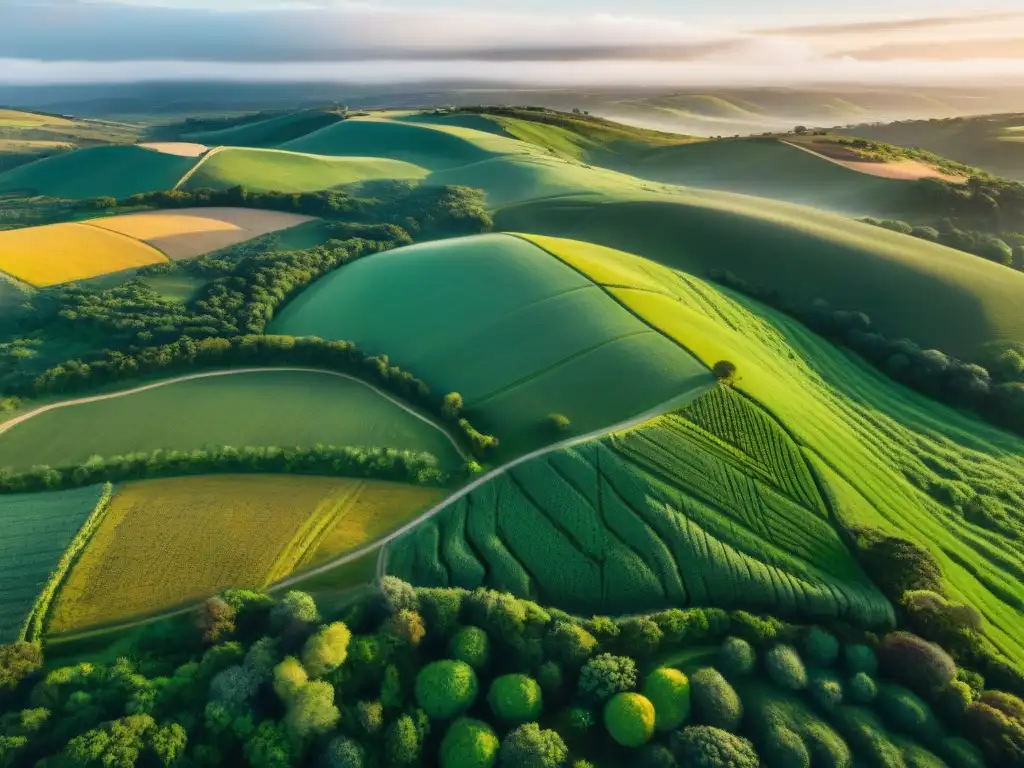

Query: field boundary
[19,483,113,644]
[172,145,227,189]
[0,366,469,461]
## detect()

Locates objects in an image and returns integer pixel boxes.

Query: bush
[670,725,759,768]
[441,718,500,768]
[802,628,839,667]
[419,588,464,640]
[488,675,543,723]
[808,671,844,713]
[729,611,788,645]
[718,637,756,679]
[643,668,691,732]
[843,644,877,676]
[604,692,656,747]
[939,680,974,719]
[544,621,597,669]
[537,662,563,698]
[325,736,365,768]
[982,690,1024,721]
[302,622,351,678]
[578,654,637,704]
[384,609,426,647]
[0,642,43,694]
[876,684,944,744]
[765,645,807,691]
[847,672,878,705]
[618,617,664,659]
[498,723,568,768]
[877,632,956,694]
[690,667,743,732]
[272,590,319,630]
[415,661,479,719]
[938,737,987,768]
[764,726,810,768]
[966,700,1024,766]
[450,626,490,669]
[712,360,738,384]
[637,743,677,768]
[547,413,571,432]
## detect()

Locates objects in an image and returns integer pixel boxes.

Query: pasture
[0,369,463,471]
[48,475,438,633]
[184,109,346,147]
[0,485,107,642]
[0,145,197,199]
[0,222,166,286]
[180,147,427,193]
[85,206,316,260]
[270,234,714,455]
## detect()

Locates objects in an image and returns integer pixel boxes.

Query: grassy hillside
[496,191,1024,361]
[48,475,440,634]
[0,370,463,472]
[180,147,427,193]
[183,109,345,147]
[389,384,892,625]
[0,145,196,199]
[0,485,106,642]
[270,234,714,456]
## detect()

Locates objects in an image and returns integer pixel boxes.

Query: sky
[2,0,1024,86]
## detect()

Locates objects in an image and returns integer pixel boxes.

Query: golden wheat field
[48,475,441,633]
[0,222,166,286]
[85,207,316,260]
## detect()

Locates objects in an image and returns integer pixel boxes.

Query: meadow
[183,109,346,147]
[270,234,714,456]
[0,370,463,472]
[46,475,440,634]
[180,147,428,194]
[0,485,107,642]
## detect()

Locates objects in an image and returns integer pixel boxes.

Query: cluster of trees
[89,187,361,219]
[0,444,453,495]
[860,217,1024,269]
[708,270,1024,436]
[24,334,498,459]
[904,176,1024,235]
[2,579,1021,767]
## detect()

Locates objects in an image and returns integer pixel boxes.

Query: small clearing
[137,142,209,157]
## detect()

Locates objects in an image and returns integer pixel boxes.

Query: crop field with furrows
[533,234,1024,664]
[180,147,428,194]
[0,370,463,471]
[0,145,197,199]
[84,206,317,260]
[0,221,167,286]
[0,485,106,642]
[47,475,403,633]
[389,385,891,624]
[270,233,713,456]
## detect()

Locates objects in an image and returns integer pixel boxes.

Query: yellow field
[48,475,441,633]
[0,222,167,286]
[0,109,71,128]
[85,207,315,260]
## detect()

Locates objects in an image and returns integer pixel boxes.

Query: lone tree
[547,413,571,433]
[712,360,738,384]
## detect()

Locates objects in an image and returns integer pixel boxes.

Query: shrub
[712,361,738,384]
[380,576,420,614]
[850,529,943,601]
[765,645,807,691]
[843,644,877,676]
[302,622,351,678]
[877,632,956,694]
[547,413,571,432]
[537,662,563,698]
[272,590,319,629]
[578,654,637,704]
[544,621,597,669]
[802,720,852,768]
[415,661,479,719]
[764,726,810,768]
[325,736,365,768]
[802,628,839,667]
[718,637,756,679]
[939,680,974,719]
[848,672,878,705]
[558,706,596,742]
[938,737,987,768]
[488,675,544,723]
[670,725,759,768]
[876,684,944,744]
[450,626,490,669]
[441,718,500,768]
[982,690,1024,721]
[618,617,664,659]
[419,588,464,640]
[831,706,904,768]
[0,642,43,694]
[498,723,567,768]
[197,596,236,645]
[637,743,677,768]
[443,393,464,421]
[965,700,1024,766]
[729,611,788,645]
[690,667,743,732]
[643,668,691,732]
[384,610,426,647]
[604,692,656,747]
[808,671,844,713]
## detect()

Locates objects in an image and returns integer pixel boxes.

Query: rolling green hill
[269,233,714,456]
[0,145,196,199]
[179,147,428,193]
[183,109,345,147]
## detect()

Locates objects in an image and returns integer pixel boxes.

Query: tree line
[860,217,1024,269]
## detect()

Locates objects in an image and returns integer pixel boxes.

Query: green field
[183,109,345,147]
[0,370,463,471]
[180,147,427,193]
[0,145,197,199]
[0,485,106,642]
[269,234,714,455]
[497,193,1024,360]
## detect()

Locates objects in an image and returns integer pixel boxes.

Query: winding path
[0,366,469,461]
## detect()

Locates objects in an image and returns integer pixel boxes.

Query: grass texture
[270,234,714,456]
[184,110,346,147]
[0,370,463,471]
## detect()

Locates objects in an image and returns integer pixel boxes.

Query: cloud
[757,11,1024,37]
[836,37,1024,61]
